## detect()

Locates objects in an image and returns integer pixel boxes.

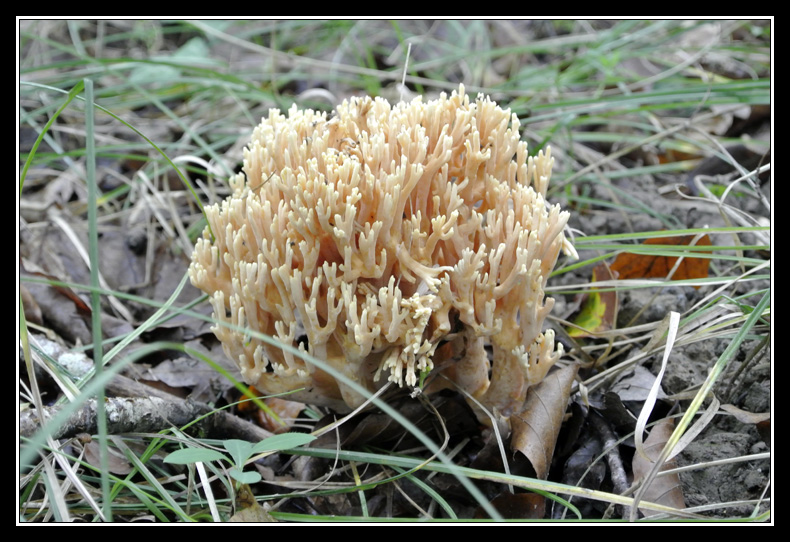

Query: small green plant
[164,433,316,485]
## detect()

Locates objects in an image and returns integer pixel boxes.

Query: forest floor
[19,19,771,523]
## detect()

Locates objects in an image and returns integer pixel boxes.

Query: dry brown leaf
[510,363,579,479]
[83,441,134,476]
[255,397,305,433]
[632,417,686,517]
[338,395,476,447]
[612,365,668,403]
[720,404,771,425]
[610,234,711,287]
[22,278,93,345]
[20,284,43,326]
[475,492,545,519]
[718,404,771,449]
[21,258,92,316]
[757,420,771,449]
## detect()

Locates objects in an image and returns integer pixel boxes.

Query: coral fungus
[189,85,574,419]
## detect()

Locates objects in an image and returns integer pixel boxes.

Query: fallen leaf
[631,417,686,517]
[475,492,545,519]
[612,366,668,403]
[756,420,771,449]
[568,262,619,338]
[338,395,476,447]
[255,397,305,433]
[236,388,292,430]
[511,364,579,479]
[719,404,770,425]
[83,441,133,475]
[21,260,92,316]
[610,234,711,287]
[561,436,606,491]
[21,284,43,325]
[149,357,213,388]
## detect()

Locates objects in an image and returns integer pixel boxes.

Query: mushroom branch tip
[189,85,574,420]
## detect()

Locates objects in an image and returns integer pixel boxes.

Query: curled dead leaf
[632,417,686,517]
[510,364,579,479]
[610,234,711,287]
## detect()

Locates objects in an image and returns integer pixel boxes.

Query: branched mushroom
[189,85,575,421]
